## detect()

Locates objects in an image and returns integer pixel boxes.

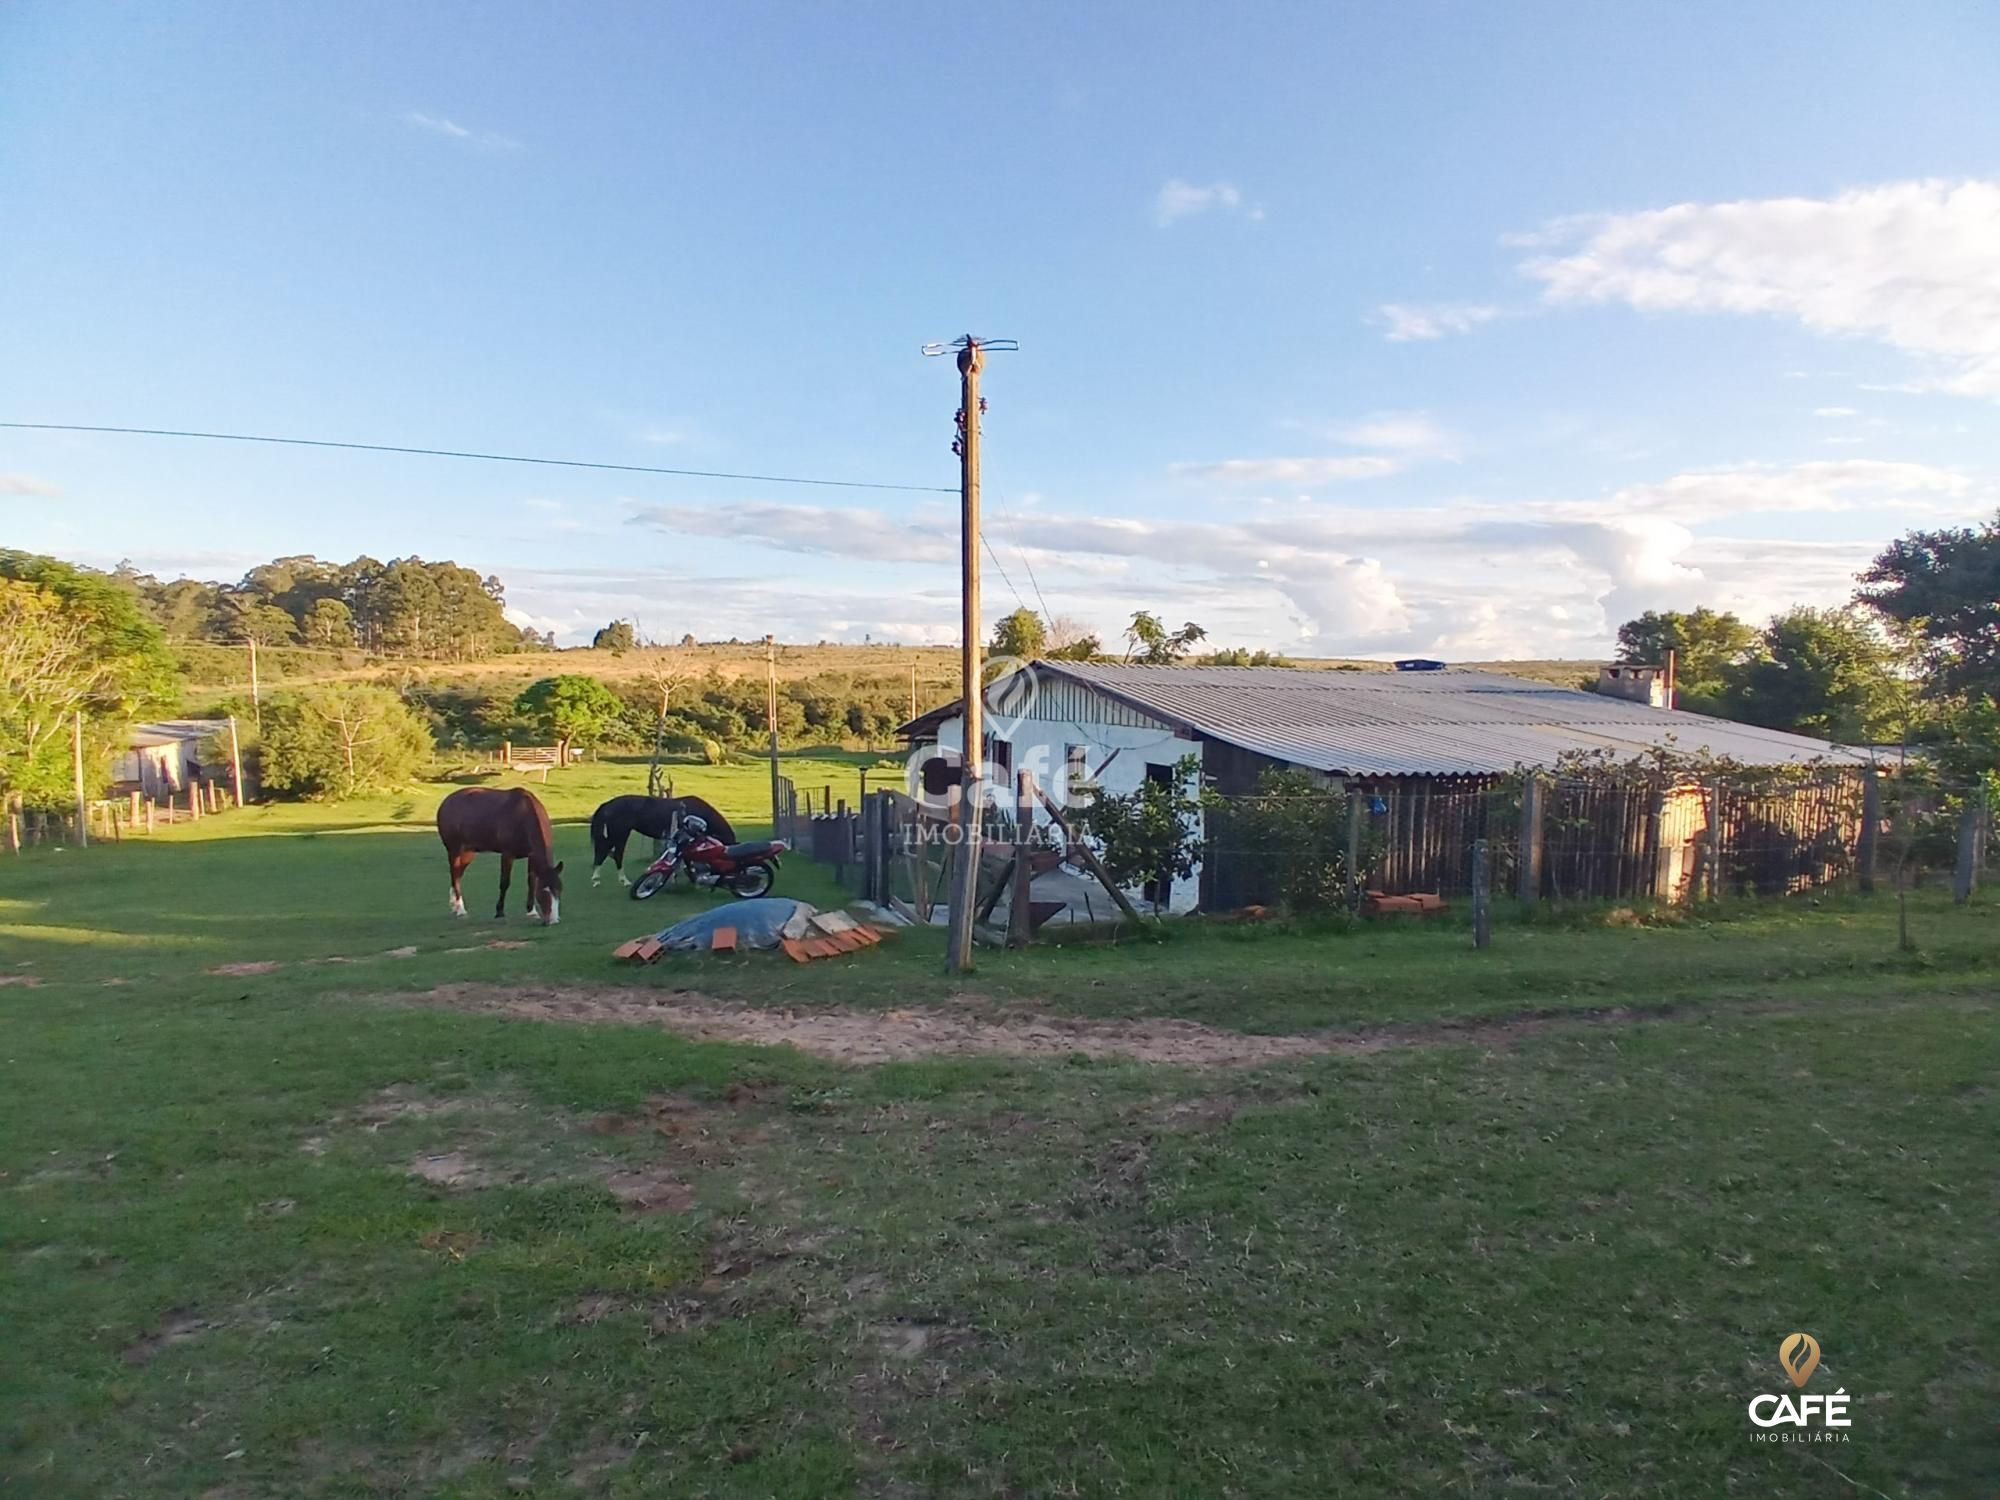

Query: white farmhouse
[902,660,1870,916]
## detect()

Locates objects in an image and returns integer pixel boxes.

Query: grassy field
[177,638,1600,711]
[3,757,1996,1497]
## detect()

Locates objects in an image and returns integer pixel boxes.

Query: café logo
[1747,1332,1851,1443]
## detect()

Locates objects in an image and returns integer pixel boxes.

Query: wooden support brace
[1030,779,1146,925]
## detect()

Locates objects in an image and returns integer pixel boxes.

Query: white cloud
[1177,410,1462,488]
[1566,458,1970,525]
[1326,411,1463,461]
[1813,407,1860,418]
[555,456,1988,658]
[0,473,60,496]
[1372,303,1503,341]
[1168,455,1402,486]
[1520,178,2000,398]
[629,501,961,565]
[403,111,519,151]
[1155,179,1254,227]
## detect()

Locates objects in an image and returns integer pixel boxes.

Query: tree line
[1604,509,2000,752]
[9,510,2000,810]
[111,553,545,658]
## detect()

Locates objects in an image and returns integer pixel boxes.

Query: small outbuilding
[111,720,233,802]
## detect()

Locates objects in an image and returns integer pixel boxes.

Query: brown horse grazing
[437,787,564,924]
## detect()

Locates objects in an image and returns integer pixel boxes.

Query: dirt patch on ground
[603,1165,695,1214]
[399,984,1345,1067]
[383,984,1960,1069]
[409,1151,487,1188]
[122,1308,214,1364]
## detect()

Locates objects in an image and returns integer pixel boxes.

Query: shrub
[260,685,433,799]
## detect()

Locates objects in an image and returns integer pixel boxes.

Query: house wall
[111,743,188,799]
[931,707,1208,913]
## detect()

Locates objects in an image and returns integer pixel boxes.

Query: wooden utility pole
[72,712,88,848]
[765,635,782,836]
[910,664,917,724]
[946,339,986,972]
[228,715,246,811]
[247,637,261,727]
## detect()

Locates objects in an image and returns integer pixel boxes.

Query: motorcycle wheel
[728,864,775,899]
[630,870,670,901]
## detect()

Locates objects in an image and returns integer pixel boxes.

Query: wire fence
[1202,768,1988,913]
[786,767,1993,938]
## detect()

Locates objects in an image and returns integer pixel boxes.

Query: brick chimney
[1597,664,1668,708]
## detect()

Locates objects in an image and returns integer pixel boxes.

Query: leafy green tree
[0,551,178,721]
[1205,647,1291,667]
[1858,513,2000,703]
[0,579,119,806]
[989,607,1047,659]
[216,591,300,645]
[1122,611,1207,664]
[301,597,357,648]
[592,620,638,653]
[1202,767,1357,912]
[1044,616,1101,661]
[1614,608,1757,699]
[1067,755,1205,910]
[259,685,433,799]
[1720,607,1911,743]
[514,674,624,762]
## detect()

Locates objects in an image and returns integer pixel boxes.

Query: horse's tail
[588,802,613,865]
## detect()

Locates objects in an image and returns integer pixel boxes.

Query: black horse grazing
[588,794,736,886]
[438,786,565,923]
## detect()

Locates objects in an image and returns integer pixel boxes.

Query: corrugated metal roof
[128,719,231,748]
[1008,662,1872,776]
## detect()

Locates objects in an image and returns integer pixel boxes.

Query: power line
[991,499,1055,627]
[980,535,1028,615]
[0,421,957,495]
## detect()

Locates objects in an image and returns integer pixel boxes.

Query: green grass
[3,763,1997,1496]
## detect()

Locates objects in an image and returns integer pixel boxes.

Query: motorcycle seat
[723,840,779,859]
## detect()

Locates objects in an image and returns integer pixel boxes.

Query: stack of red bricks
[613,909,891,965]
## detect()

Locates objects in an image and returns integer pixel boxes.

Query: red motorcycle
[629,816,787,901]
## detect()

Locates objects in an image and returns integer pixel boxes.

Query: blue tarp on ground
[654,898,817,951]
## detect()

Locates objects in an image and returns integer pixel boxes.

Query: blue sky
[4,1,1998,656]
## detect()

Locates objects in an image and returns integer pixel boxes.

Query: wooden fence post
[1648,783,1675,900]
[859,794,878,904]
[72,711,88,849]
[1515,775,1544,903]
[1953,788,1983,904]
[1857,766,1880,894]
[1471,838,1491,949]
[1008,771,1033,947]
[1345,787,1363,912]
